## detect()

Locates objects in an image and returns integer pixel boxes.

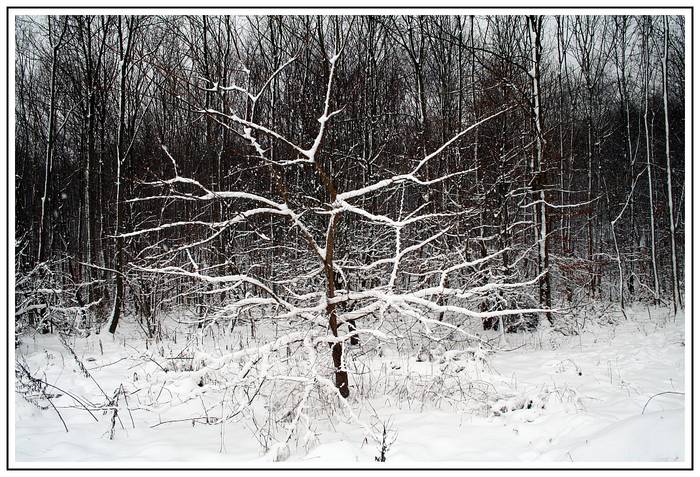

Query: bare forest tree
[15,14,685,401]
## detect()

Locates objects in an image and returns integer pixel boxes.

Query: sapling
[374,418,396,462]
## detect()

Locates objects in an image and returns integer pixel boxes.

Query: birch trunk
[528,16,552,324]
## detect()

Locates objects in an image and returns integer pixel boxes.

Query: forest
[13,13,687,465]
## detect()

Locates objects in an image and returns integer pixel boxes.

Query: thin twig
[641,391,684,415]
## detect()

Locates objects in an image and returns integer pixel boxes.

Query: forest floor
[12,305,687,467]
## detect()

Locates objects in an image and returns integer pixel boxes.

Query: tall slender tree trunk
[642,17,661,306]
[556,16,566,256]
[529,15,552,324]
[109,16,134,334]
[662,16,681,312]
[37,17,66,264]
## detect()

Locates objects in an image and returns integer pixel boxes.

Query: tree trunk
[109,17,134,334]
[663,16,681,312]
[529,15,552,324]
[37,17,66,264]
[642,17,661,306]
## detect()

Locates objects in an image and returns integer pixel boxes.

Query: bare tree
[662,15,681,313]
[109,16,138,333]
[640,16,661,306]
[36,16,69,264]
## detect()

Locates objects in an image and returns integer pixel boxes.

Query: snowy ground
[12,305,688,467]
